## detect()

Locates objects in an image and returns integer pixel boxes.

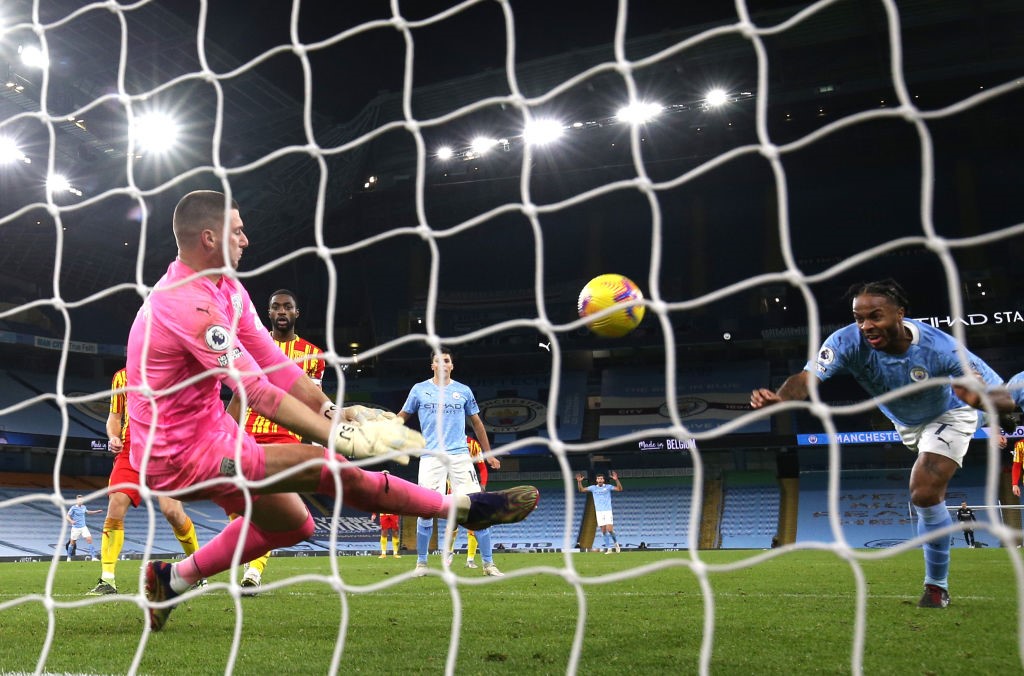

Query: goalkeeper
[751,279,1013,609]
[128,191,539,631]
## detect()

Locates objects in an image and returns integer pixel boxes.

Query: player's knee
[296,512,315,540]
[159,503,185,523]
[910,486,943,507]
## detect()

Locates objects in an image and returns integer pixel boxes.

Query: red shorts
[108,449,142,508]
[379,514,399,531]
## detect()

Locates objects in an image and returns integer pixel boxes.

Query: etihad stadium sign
[912,311,1024,327]
[762,311,1024,340]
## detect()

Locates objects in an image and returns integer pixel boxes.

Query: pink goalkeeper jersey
[127,258,305,468]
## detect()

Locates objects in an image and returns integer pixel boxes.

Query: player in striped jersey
[243,290,326,442]
[1012,440,1024,498]
[1006,372,1024,499]
[229,289,326,589]
[86,367,203,595]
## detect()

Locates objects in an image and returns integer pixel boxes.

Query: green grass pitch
[0,549,1020,674]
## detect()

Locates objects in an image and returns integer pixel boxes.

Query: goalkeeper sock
[391,536,400,554]
[467,531,478,561]
[173,516,200,556]
[915,502,952,588]
[101,518,124,581]
[315,450,453,517]
[380,536,388,555]
[177,512,314,584]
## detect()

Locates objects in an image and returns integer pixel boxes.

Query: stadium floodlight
[523,119,564,146]
[18,44,48,69]
[132,112,180,154]
[47,173,81,196]
[47,173,70,193]
[705,88,729,107]
[0,137,30,164]
[615,101,663,125]
[469,136,497,155]
[436,146,454,160]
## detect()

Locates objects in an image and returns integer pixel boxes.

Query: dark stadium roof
[1,0,1022,368]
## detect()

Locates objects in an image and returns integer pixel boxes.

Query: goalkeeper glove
[321,401,397,423]
[333,419,422,465]
[343,404,398,423]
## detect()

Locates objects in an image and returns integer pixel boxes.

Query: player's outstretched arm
[262,392,421,465]
[751,370,813,409]
[952,382,1015,413]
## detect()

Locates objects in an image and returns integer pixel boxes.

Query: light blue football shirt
[401,379,479,454]
[805,318,1002,427]
[587,484,615,511]
[67,504,87,528]
[1009,371,1024,410]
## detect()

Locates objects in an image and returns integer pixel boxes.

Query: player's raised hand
[750,388,781,409]
[333,419,422,465]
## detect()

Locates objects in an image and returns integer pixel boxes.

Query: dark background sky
[1,0,1022,377]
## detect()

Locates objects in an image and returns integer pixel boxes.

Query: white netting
[1,1,1023,674]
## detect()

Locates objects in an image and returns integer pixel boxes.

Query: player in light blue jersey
[399,347,505,577]
[1001,371,1024,432]
[576,471,623,553]
[751,279,1013,609]
[65,495,102,561]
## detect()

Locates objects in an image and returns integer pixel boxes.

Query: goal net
[1,0,1022,673]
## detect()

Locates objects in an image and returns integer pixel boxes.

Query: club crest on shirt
[231,293,243,318]
[817,346,835,365]
[452,392,462,400]
[910,366,929,382]
[205,325,231,351]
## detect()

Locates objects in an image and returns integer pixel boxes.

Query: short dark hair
[269,289,298,306]
[172,190,240,241]
[430,346,454,361]
[846,278,909,312]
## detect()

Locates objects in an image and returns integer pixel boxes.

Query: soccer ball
[577,274,646,337]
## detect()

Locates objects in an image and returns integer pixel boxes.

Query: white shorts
[418,453,481,496]
[894,406,978,467]
[70,526,92,541]
[595,510,614,527]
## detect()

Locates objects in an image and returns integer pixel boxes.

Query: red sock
[316,450,449,517]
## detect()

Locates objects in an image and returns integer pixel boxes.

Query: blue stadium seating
[483,481,694,551]
[719,485,780,549]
